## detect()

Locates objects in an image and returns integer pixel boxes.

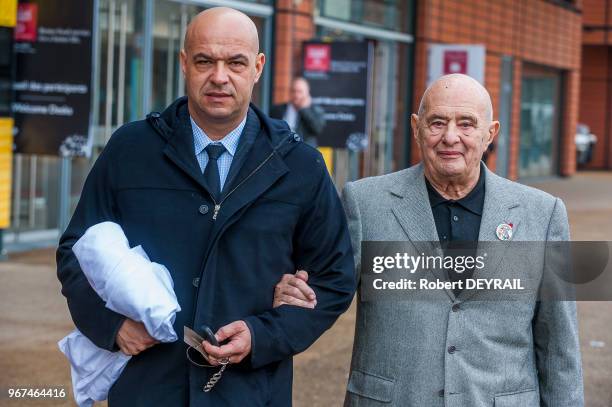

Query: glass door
[519,68,561,178]
[315,26,411,185]
[151,0,193,113]
[365,39,398,177]
[96,0,146,147]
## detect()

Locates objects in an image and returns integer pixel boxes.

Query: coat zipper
[148,113,296,220]
[210,136,291,220]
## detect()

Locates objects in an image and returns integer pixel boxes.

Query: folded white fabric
[58,332,131,407]
[58,221,181,407]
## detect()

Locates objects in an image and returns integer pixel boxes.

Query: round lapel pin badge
[496,223,513,241]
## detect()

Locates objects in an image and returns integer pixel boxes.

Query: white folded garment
[58,331,131,407]
[59,221,181,407]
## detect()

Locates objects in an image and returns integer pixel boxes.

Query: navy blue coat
[57,97,356,406]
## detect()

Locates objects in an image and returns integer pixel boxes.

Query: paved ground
[0,171,611,406]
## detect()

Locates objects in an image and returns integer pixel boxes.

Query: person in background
[270,76,326,147]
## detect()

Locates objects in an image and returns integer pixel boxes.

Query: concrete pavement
[293,171,612,407]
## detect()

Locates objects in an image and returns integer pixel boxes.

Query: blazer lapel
[457,166,521,302]
[390,163,453,301]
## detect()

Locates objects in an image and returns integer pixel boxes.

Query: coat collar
[146,98,302,252]
[478,166,521,241]
[148,97,297,155]
[388,162,521,302]
[221,108,261,195]
[388,162,521,241]
[160,101,207,191]
[389,163,439,243]
[146,98,298,199]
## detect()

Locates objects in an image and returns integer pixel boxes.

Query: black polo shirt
[425,167,486,292]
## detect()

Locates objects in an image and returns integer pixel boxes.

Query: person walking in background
[270,77,326,147]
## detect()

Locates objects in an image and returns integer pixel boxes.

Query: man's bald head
[411,73,500,188]
[179,6,266,139]
[184,7,259,54]
[418,74,493,123]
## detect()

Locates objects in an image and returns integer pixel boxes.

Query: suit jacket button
[193,277,200,287]
[448,345,456,354]
[198,205,209,215]
[452,304,461,312]
[438,389,444,397]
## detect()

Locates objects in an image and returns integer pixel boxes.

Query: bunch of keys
[184,326,230,392]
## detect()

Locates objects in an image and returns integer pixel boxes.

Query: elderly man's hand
[273,270,317,309]
[202,321,251,365]
[116,318,159,356]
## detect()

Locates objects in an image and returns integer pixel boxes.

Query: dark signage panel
[303,41,373,149]
[13,0,94,156]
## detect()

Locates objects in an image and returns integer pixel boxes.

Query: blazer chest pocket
[347,370,394,403]
[494,388,538,407]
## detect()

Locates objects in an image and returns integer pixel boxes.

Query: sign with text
[428,44,485,86]
[303,41,373,148]
[444,50,468,75]
[13,0,94,156]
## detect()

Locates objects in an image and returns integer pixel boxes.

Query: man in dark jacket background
[56,6,355,406]
[270,77,326,147]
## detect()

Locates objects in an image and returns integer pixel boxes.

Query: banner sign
[303,41,373,149]
[13,0,94,156]
[0,117,13,228]
[428,44,485,85]
[0,0,18,27]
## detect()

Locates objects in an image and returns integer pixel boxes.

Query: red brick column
[561,70,580,176]
[273,0,316,105]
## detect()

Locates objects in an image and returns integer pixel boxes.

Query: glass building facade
[6,0,276,247]
[314,0,415,184]
[7,0,417,248]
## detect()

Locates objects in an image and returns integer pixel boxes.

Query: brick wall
[273,0,316,105]
[583,0,612,45]
[412,0,582,179]
[580,46,612,169]
[580,0,612,169]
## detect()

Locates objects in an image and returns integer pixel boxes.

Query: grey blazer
[342,163,583,407]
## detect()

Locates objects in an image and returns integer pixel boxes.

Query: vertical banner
[318,146,334,176]
[0,0,18,28]
[303,41,373,149]
[13,0,94,156]
[0,117,12,228]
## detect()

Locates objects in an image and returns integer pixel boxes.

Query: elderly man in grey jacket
[275,74,583,406]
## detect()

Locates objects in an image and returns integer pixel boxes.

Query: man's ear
[180,49,187,77]
[411,114,421,145]
[254,53,266,83]
[485,120,500,147]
